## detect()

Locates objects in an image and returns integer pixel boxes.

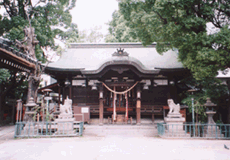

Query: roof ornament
[222,68,229,75]
[112,48,129,57]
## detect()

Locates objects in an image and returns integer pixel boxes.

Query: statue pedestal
[164,112,189,137]
[164,113,185,131]
[55,114,75,134]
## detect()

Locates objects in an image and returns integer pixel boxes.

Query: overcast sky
[70,0,119,35]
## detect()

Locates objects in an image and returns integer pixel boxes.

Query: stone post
[16,99,23,122]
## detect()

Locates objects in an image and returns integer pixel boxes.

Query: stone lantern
[24,97,37,122]
[204,98,217,125]
[203,98,223,137]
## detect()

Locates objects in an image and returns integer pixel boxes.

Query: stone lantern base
[204,111,223,138]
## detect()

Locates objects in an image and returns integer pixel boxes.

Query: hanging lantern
[99,91,103,99]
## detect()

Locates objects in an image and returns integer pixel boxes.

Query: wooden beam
[104,82,135,87]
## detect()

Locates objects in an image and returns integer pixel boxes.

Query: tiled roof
[47,43,184,72]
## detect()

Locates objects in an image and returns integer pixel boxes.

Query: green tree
[119,0,230,123]
[65,25,104,44]
[105,10,139,42]
[0,0,78,61]
[0,0,78,123]
[119,0,230,80]
[181,76,228,123]
[77,26,104,43]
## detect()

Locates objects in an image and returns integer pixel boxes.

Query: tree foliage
[0,0,78,122]
[61,25,104,46]
[81,26,104,43]
[119,0,230,80]
[0,0,78,61]
[181,76,228,122]
[105,10,139,42]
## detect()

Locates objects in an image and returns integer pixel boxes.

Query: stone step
[162,134,190,138]
[83,124,158,137]
[89,118,163,125]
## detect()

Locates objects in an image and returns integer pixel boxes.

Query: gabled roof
[46,43,184,74]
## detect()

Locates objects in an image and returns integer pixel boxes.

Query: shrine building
[44,43,190,125]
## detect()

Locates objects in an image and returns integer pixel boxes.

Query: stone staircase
[83,124,158,137]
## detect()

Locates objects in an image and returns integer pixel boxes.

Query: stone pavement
[0,124,229,160]
[0,135,229,160]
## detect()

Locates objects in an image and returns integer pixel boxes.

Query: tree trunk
[26,73,40,103]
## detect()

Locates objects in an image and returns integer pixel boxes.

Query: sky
[0,0,119,35]
[70,0,119,35]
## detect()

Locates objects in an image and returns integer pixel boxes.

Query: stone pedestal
[164,113,185,131]
[55,114,75,134]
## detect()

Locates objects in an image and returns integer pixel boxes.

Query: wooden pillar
[69,79,72,99]
[136,86,141,125]
[168,77,178,103]
[99,85,104,125]
[152,112,155,123]
[113,86,117,123]
[58,86,61,109]
[167,77,172,99]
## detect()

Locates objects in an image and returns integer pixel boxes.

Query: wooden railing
[90,105,99,113]
[141,105,164,115]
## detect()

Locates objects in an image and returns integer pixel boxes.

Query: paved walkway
[0,125,229,160]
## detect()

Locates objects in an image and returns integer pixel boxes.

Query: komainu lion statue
[60,97,73,115]
[167,99,180,114]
